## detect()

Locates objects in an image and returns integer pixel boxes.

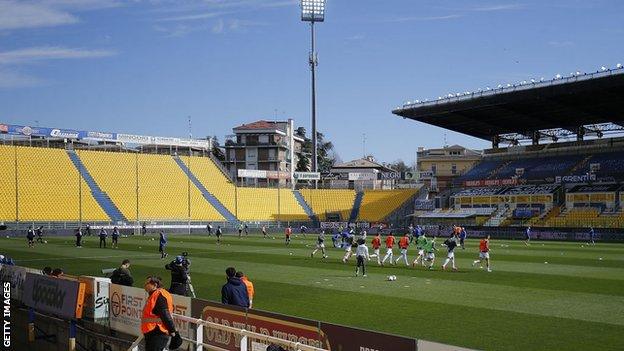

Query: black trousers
[76,236,82,247]
[99,238,106,248]
[144,332,170,351]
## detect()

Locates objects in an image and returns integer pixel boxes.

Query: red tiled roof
[234,120,281,130]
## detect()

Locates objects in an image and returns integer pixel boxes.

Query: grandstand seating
[0,145,17,221]
[79,150,224,221]
[457,160,504,181]
[300,189,356,221]
[6,146,109,221]
[1,145,418,223]
[358,189,417,222]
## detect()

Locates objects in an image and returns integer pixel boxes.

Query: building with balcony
[224,120,305,185]
[416,145,482,191]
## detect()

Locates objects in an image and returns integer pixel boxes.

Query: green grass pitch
[2,232,623,351]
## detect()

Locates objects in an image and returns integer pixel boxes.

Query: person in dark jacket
[110,259,134,286]
[75,227,83,247]
[99,228,108,248]
[221,267,249,308]
[165,256,189,296]
[36,226,44,243]
[27,226,35,248]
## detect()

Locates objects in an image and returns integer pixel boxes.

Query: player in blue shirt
[589,227,596,246]
[159,231,169,259]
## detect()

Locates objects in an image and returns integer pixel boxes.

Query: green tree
[210,136,225,162]
[295,130,337,173]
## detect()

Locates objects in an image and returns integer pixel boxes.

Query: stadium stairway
[292,190,319,223]
[172,156,237,222]
[349,192,364,223]
[66,150,127,223]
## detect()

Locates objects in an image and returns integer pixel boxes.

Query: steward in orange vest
[142,276,182,351]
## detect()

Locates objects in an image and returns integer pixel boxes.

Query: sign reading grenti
[192,299,328,350]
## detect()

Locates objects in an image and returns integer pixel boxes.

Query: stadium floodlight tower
[301,0,325,176]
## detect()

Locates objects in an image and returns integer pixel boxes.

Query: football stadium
[1,2,624,351]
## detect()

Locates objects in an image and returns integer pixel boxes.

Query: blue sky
[1,0,623,165]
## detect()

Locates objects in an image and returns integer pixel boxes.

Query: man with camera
[165,253,191,296]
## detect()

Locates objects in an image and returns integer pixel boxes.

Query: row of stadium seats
[0,145,416,223]
[460,151,624,182]
[0,146,108,221]
[358,189,418,222]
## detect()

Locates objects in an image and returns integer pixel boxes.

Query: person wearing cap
[142,276,182,351]
[111,259,134,286]
[236,271,255,308]
[165,256,189,296]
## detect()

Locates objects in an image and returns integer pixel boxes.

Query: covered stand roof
[393,69,624,141]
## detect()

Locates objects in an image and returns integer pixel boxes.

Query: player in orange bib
[381,232,396,266]
[472,235,492,272]
[394,233,410,266]
[370,233,382,265]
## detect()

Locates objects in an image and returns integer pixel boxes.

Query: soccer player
[311,231,328,259]
[332,231,341,248]
[370,232,381,265]
[354,239,370,277]
[342,232,355,263]
[459,227,467,249]
[395,233,410,266]
[111,226,120,248]
[244,223,249,236]
[472,235,492,272]
[27,226,35,248]
[412,232,427,267]
[589,227,596,246]
[75,227,83,248]
[524,226,531,246]
[442,236,458,271]
[216,226,222,245]
[300,225,308,237]
[261,225,267,239]
[285,225,292,245]
[423,236,438,270]
[381,232,396,266]
[238,223,244,238]
[207,222,213,236]
[99,228,108,248]
[35,226,44,243]
[159,231,168,259]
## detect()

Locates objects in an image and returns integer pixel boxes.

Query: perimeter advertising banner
[191,299,418,351]
[0,265,40,302]
[109,284,191,338]
[79,276,110,324]
[191,299,326,350]
[22,273,86,319]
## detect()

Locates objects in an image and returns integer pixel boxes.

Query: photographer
[165,254,191,296]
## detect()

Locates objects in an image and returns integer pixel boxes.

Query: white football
[44,240,47,243]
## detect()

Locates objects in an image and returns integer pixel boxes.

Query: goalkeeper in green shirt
[412,233,428,267]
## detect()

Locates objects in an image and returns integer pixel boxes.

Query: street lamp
[301,0,325,175]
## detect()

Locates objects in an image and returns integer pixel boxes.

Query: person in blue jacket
[221,267,250,308]
[159,231,168,259]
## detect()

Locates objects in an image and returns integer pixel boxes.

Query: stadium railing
[128,314,330,351]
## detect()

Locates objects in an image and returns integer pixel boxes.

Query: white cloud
[0,0,122,31]
[212,19,224,34]
[384,14,462,23]
[473,4,524,12]
[0,1,78,30]
[0,46,117,65]
[0,69,45,88]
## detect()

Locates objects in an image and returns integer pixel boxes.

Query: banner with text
[109,284,191,338]
[22,273,86,319]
